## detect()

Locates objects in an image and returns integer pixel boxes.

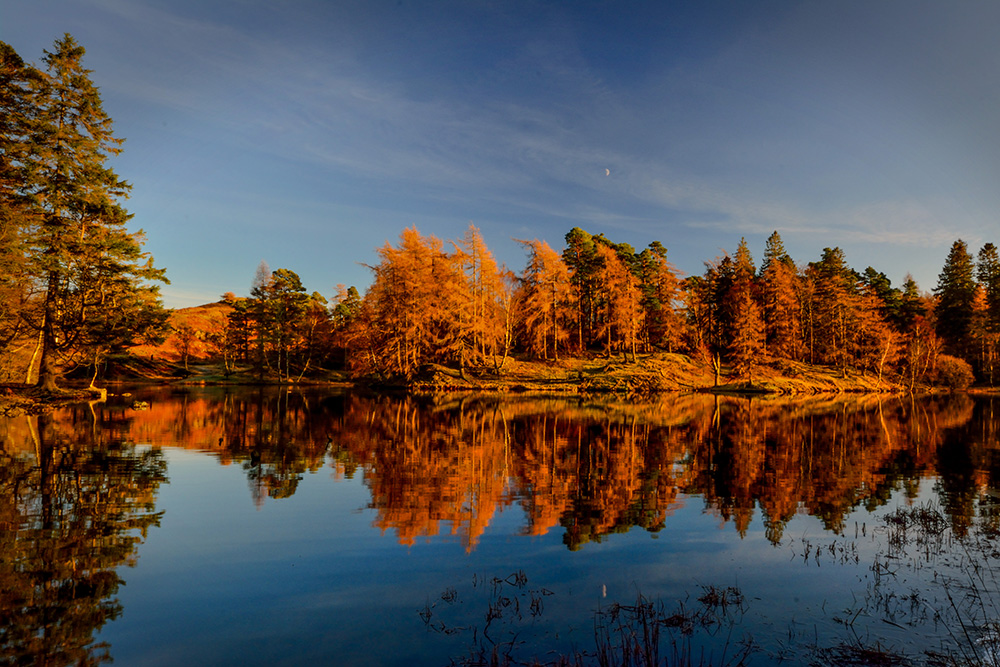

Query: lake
[2,387,1000,666]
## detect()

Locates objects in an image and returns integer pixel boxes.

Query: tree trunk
[875,333,893,390]
[89,349,100,388]
[25,327,44,385]
[37,294,60,392]
[37,352,60,392]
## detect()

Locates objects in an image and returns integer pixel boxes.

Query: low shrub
[931,354,975,390]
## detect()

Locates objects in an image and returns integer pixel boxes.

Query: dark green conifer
[0,43,37,361]
[20,34,167,389]
[977,242,1000,331]
[934,240,977,355]
[562,227,600,349]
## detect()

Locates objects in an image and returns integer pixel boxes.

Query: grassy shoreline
[3,351,929,412]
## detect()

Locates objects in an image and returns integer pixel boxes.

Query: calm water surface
[3,387,1000,665]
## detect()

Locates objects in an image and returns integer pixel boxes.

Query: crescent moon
[605,168,610,176]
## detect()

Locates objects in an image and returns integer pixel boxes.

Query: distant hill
[131,300,234,363]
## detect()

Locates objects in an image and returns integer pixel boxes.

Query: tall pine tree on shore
[0,43,35,368]
[725,238,764,380]
[15,35,167,390]
[934,240,977,358]
[635,241,683,352]
[758,231,800,360]
[563,227,600,350]
[977,243,1000,331]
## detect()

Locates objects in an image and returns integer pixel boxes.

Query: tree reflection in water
[2,389,999,664]
[98,388,996,551]
[0,408,166,665]
[334,392,985,549]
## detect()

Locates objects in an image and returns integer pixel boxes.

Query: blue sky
[4,0,999,308]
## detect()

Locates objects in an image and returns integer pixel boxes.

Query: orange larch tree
[594,242,644,361]
[361,227,466,376]
[758,231,801,360]
[683,255,733,383]
[724,238,765,381]
[901,316,941,390]
[853,289,898,386]
[515,238,574,360]
[969,286,998,385]
[458,225,512,369]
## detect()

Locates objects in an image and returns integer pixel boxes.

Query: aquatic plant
[420,574,756,666]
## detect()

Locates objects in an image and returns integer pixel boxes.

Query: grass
[795,501,1000,667]
[420,572,756,667]
[402,352,904,396]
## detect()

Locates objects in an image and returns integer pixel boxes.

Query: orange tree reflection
[94,388,999,551]
[0,410,166,665]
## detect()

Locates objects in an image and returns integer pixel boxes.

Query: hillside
[131,300,233,364]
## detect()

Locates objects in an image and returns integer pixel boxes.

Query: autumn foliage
[313,225,994,388]
[2,38,997,392]
[157,221,1000,393]
[140,223,997,390]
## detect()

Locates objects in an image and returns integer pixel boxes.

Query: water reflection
[0,409,166,666]
[334,392,984,549]
[3,388,999,664]
[85,388,996,550]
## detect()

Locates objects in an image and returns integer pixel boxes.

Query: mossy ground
[376,352,904,395]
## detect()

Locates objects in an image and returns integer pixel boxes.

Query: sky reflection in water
[1,388,998,665]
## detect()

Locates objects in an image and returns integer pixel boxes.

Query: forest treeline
[213,224,999,390]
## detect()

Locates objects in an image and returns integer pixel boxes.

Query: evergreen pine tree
[758,231,800,359]
[895,274,926,332]
[562,227,600,350]
[0,43,36,362]
[861,267,900,323]
[726,238,764,380]
[758,230,791,276]
[807,247,857,372]
[934,239,977,356]
[635,241,683,352]
[22,35,166,390]
[977,242,1000,331]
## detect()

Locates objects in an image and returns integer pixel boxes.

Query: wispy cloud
[9,0,999,306]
